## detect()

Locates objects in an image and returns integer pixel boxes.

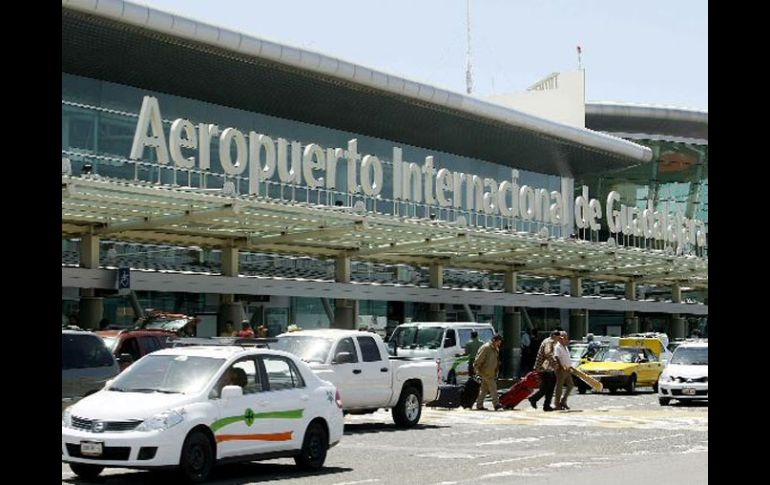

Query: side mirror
[221,385,243,400]
[334,352,354,364]
[118,353,134,365]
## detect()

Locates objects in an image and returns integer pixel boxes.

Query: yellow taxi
[577,340,665,394]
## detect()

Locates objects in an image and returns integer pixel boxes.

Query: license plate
[80,441,103,457]
[682,388,697,396]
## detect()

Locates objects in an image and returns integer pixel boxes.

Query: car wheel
[659,397,671,406]
[294,421,328,470]
[447,370,457,385]
[179,430,215,483]
[608,387,617,394]
[652,380,659,393]
[392,385,422,428]
[625,375,636,394]
[69,463,104,480]
[577,383,588,394]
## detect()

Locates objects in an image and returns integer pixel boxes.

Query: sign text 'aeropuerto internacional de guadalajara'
[129,96,707,248]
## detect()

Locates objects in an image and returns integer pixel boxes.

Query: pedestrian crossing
[345,403,708,432]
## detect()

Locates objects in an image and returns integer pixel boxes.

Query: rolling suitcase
[499,371,542,409]
[460,375,482,408]
[427,384,464,408]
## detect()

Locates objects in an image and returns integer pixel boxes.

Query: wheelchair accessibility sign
[117,267,131,290]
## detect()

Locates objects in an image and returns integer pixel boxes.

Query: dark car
[62,329,120,410]
[96,329,176,371]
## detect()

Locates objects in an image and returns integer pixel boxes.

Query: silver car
[61,329,119,410]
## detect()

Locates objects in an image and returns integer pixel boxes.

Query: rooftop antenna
[466,0,473,94]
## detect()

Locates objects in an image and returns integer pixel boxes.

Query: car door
[644,348,663,384]
[258,355,308,452]
[354,335,391,406]
[330,337,365,407]
[213,357,270,458]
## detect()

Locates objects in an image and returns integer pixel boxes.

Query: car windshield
[273,336,334,363]
[143,318,191,331]
[388,326,445,349]
[670,347,708,365]
[569,345,587,359]
[592,347,640,363]
[101,336,118,351]
[108,354,224,394]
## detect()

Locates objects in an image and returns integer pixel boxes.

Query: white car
[62,342,344,482]
[658,340,708,405]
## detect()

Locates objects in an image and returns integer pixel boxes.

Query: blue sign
[118,267,131,290]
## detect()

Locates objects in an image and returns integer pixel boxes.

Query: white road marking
[627,433,685,444]
[332,480,381,485]
[478,452,555,466]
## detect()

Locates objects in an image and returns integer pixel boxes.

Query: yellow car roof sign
[618,337,664,356]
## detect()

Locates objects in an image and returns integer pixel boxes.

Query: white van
[386,322,496,384]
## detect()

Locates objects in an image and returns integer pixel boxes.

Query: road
[62,390,707,484]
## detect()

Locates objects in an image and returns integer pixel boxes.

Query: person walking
[473,335,504,411]
[528,329,561,411]
[237,320,255,338]
[553,331,574,410]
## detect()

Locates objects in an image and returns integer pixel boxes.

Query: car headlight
[62,409,72,428]
[660,374,672,382]
[136,409,185,432]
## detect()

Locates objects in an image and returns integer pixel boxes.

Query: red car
[96,329,176,371]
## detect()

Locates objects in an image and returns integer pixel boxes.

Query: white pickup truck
[273,329,439,427]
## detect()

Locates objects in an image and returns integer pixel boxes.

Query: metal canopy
[62,176,707,289]
[62,4,650,177]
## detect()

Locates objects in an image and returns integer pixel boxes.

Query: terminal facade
[61,0,707,375]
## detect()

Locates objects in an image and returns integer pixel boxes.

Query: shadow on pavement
[343,422,447,435]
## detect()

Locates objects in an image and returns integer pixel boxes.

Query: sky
[137,0,707,111]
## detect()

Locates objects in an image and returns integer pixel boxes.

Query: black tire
[392,385,422,428]
[659,397,671,406]
[625,375,637,394]
[446,370,457,385]
[69,463,104,480]
[179,430,215,483]
[608,387,617,394]
[294,421,328,470]
[577,383,588,394]
[652,380,659,393]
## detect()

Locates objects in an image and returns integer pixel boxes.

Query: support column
[501,269,520,378]
[570,276,588,339]
[333,255,355,329]
[218,246,244,332]
[427,262,446,321]
[625,280,639,334]
[670,283,685,339]
[78,234,103,329]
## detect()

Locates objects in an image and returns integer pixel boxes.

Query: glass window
[62,333,115,369]
[334,337,359,363]
[262,356,305,390]
[272,335,333,363]
[644,349,658,362]
[233,358,263,394]
[443,329,457,348]
[120,337,141,361]
[356,336,381,362]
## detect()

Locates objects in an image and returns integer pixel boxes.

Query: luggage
[427,384,464,408]
[570,367,603,391]
[460,375,482,408]
[500,371,542,409]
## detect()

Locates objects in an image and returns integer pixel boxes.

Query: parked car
[62,329,120,410]
[386,322,495,385]
[62,342,344,482]
[274,329,439,427]
[658,340,708,405]
[96,329,176,371]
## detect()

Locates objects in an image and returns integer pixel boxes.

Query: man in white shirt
[554,330,574,410]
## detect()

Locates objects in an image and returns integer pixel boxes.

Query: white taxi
[62,341,344,482]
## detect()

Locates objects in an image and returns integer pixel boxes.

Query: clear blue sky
[138,0,707,110]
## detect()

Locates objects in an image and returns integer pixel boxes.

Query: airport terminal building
[61,0,708,371]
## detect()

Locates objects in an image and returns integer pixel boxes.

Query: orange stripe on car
[215,431,293,443]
